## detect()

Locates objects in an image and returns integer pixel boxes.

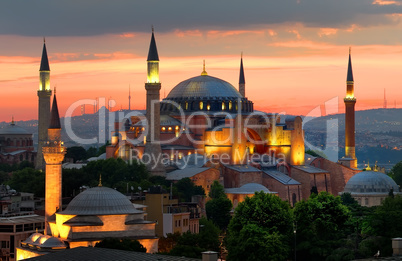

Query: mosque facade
[106,30,371,205]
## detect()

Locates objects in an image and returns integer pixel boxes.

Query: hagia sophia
[1,30,399,260]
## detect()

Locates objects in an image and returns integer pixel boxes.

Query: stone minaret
[36,39,52,170]
[143,28,165,176]
[239,54,245,97]
[342,48,357,169]
[43,93,65,235]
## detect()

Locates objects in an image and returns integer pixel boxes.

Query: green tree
[294,192,351,261]
[206,181,232,230]
[65,146,87,163]
[226,192,293,261]
[389,161,402,187]
[95,238,146,252]
[361,195,402,256]
[7,168,45,197]
[174,178,205,202]
[162,218,220,259]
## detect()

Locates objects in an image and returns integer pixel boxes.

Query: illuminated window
[229,101,232,110]
[188,152,192,155]
[168,127,172,131]
[178,153,183,159]
[175,126,179,130]
[162,127,166,131]
[185,102,188,110]
[207,103,211,110]
[199,101,204,110]
[222,102,225,110]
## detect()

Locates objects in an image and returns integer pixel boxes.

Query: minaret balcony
[344,97,356,102]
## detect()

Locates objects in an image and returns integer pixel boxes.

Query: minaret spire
[144,28,165,176]
[49,93,61,129]
[147,27,160,83]
[128,85,131,111]
[239,53,245,97]
[341,47,357,169]
[43,90,65,235]
[36,39,52,170]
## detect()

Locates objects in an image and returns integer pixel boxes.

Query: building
[106,32,379,203]
[16,68,159,260]
[341,170,400,207]
[106,30,313,203]
[133,186,201,238]
[0,214,45,261]
[17,246,206,261]
[0,119,36,165]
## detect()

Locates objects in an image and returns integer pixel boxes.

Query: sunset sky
[1,0,402,122]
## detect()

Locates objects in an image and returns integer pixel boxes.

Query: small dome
[23,232,43,244]
[0,123,31,135]
[166,75,242,99]
[60,186,141,215]
[225,183,274,194]
[38,236,67,249]
[344,171,399,194]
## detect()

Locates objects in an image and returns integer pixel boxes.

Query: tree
[294,192,351,261]
[162,218,220,259]
[95,238,146,252]
[174,178,205,202]
[65,146,87,163]
[361,195,402,256]
[389,161,402,187]
[7,168,45,197]
[206,181,232,230]
[226,192,293,261]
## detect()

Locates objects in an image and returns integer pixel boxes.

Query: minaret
[36,39,52,170]
[43,92,65,235]
[239,53,245,97]
[343,47,357,168]
[143,28,165,176]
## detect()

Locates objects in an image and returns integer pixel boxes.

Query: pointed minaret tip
[49,93,61,129]
[11,116,15,125]
[40,39,50,71]
[239,53,245,84]
[98,174,102,187]
[347,47,353,82]
[201,60,208,76]
[147,27,159,61]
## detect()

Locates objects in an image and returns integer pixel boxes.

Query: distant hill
[303,108,402,132]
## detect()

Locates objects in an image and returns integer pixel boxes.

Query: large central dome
[167,75,243,99]
[162,73,253,113]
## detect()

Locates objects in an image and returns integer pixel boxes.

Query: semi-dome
[344,171,399,194]
[167,75,243,99]
[60,186,141,215]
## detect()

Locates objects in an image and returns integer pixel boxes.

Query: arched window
[229,101,232,110]
[222,101,226,110]
[185,101,188,110]
[199,101,203,110]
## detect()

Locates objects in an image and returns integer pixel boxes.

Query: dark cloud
[0,0,401,37]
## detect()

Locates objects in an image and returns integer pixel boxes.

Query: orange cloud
[372,0,402,5]
[119,33,135,38]
[173,29,203,38]
[318,28,338,37]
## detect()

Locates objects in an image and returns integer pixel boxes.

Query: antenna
[129,85,132,110]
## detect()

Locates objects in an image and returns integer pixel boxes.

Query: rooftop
[23,246,201,261]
